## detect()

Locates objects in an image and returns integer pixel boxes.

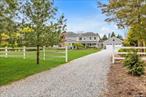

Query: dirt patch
[105,63,146,97]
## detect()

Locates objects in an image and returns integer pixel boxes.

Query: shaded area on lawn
[0,48,100,86]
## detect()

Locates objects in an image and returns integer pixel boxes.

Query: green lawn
[0,48,100,86]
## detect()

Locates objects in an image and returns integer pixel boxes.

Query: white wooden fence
[0,46,68,62]
[112,47,146,63]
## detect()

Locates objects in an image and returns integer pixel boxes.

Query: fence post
[112,46,115,64]
[65,46,68,62]
[112,54,115,64]
[43,46,45,60]
[23,46,26,59]
[5,47,8,58]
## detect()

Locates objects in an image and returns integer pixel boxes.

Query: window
[79,37,82,40]
[94,37,96,40]
[89,37,92,40]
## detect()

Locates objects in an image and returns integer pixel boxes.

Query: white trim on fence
[23,46,26,59]
[112,47,146,63]
[117,47,146,49]
[0,46,68,62]
[5,47,8,58]
[43,46,46,60]
[65,46,68,62]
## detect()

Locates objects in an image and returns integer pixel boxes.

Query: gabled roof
[66,32,78,37]
[103,37,123,45]
[66,32,100,38]
[79,32,99,37]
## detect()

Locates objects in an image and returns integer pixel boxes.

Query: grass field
[0,48,100,86]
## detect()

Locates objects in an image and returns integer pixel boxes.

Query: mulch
[105,63,146,97]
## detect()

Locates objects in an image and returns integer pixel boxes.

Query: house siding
[65,32,100,48]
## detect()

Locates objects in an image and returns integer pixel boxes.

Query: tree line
[101,32,123,41]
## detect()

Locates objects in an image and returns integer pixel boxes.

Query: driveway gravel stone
[0,50,112,97]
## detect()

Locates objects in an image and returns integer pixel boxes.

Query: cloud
[67,15,104,32]
[66,15,125,37]
[99,27,112,37]
[54,0,126,38]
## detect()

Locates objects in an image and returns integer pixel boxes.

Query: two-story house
[65,32,100,48]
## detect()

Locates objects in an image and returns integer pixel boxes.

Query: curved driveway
[0,50,112,97]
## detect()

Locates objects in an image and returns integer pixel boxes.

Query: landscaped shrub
[124,51,145,76]
[73,43,85,49]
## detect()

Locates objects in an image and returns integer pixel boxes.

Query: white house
[103,37,123,50]
[65,32,100,48]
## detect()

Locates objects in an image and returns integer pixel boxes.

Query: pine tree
[102,34,108,41]
[111,32,116,37]
[117,34,123,40]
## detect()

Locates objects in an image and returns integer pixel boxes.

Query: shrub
[73,43,85,49]
[124,51,145,76]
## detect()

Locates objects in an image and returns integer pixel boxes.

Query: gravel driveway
[0,50,112,97]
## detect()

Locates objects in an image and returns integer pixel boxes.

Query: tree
[98,0,146,28]
[19,25,35,46]
[41,15,67,47]
[98,0,146,46]
[0,0,18,46]
[21,0,58,64]
[102,34,108,41]
[111,32,116,37]
[123,29,138,46]
[130,24,146,47]
[1,33,9,47]
[108,33,111,38]
[9,32,21,47]
[117,34,123,40]
[21,0,66,64]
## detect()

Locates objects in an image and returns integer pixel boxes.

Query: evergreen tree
[117,34,123,40]
[111,32,116,37]
[102,34,108,41]
[124,29,138,46]
[108,33,111,38]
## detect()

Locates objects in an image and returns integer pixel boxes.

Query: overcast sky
[54,0,127,37]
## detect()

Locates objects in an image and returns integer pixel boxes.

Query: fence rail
[112,47,146,63]
[115,52,146,55]
[116,47,146,49]
[0,46,68,62]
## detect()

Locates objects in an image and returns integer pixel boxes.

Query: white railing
[0,46,68,62]
[112,47,146,63]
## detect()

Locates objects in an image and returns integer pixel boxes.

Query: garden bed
[105,63,146,97]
